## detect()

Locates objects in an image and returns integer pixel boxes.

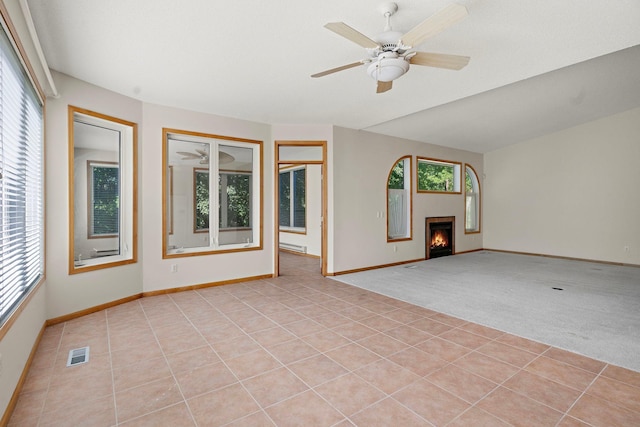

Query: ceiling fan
[311,2,470,93]
[177,149,234,164]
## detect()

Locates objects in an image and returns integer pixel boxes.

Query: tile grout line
[186,289,281,426]
[34,322,66,427]
[105,304,119,426]
[224,287,364,424]
[556,363,608,427]
[138,296,199,426]
[197,284,411,425]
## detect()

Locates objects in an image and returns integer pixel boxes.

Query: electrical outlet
[170,264,178,273]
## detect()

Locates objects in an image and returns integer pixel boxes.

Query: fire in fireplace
[425,216,455,260]
[430,230,449,248]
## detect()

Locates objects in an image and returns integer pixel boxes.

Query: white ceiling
[26,0,640,153]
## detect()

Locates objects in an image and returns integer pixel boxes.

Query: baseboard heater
[92,249,119,258]
[279,242,307,254]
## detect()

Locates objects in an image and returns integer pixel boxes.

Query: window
[220,171,252,229]
[279,166,306,232]
[88,161,119,237]
[0,24,44,326]
[194,168,209,232]
[417,157,462,193]
[465,164,481,233]
[69,107,137,273]
[164,129,262,256]
[387,156,412,240]
[195,169,252,232]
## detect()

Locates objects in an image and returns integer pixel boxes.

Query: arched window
[387,156,412,241]
[465,165,481,233]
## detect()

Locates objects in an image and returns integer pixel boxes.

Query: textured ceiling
[25,0,640,153]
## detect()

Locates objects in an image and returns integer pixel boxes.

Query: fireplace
[425,216,455,260]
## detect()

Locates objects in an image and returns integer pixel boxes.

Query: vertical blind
[0,24,44,326]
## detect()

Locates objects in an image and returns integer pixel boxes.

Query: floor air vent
[67,346,90,367]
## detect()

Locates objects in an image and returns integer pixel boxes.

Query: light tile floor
[8,253,640,426]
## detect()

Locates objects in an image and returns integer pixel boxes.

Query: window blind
[90,164,119,236]
[0,25,44,326]
[293,168,305,228]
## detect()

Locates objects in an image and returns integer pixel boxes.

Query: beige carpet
[332,251,640,372]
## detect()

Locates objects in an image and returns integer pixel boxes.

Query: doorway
[274,141,327,277]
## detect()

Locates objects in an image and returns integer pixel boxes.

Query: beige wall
[0,286,46,421]
[331,127,484,273]
[45,71,144,319]
[140,103,273,293]
[484,107,640,264]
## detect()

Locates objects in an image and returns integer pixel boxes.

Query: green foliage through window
[388,157,411,240]
[195,170,209,230]
[196,170,252,230]
[91,164,119,235]
[417,159,461,193]
[388,161,404,189]
[221,173,251,228]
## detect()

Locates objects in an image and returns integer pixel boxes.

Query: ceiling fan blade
[219,152,234,164]
[401,4,468,48]
[311,61,364,78]
[377,80,393,93]
[410,52,470,70]
[176,151,199,159]
[195,149,209,157]
[324,22,379,49]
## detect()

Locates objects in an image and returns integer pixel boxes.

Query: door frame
[274,140,327,277]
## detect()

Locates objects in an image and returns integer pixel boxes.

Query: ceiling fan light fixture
[367,52,409,82]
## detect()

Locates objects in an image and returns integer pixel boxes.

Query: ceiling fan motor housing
[367,51,409,82]
[373,30,405,53]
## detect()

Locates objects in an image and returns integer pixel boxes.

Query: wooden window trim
[416,156,463,194]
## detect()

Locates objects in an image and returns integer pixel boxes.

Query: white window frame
[69,108,137,272]
[417,157,462,194]
[465,164,481,233]
[387,156,412,241]
[164,129,262,257]
[279,166,306,233]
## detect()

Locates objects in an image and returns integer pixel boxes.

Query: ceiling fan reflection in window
[177,149,234,164]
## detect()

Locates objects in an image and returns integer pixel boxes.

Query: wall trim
[329,258,425,276]
[0,323,45,427]
[329,248,485,276]
[455,248,484,256]
[279,249,320,259]
[484,248,640,268]
[142,274,273,297]
[46,273,273,325]
[46,294,142,326]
